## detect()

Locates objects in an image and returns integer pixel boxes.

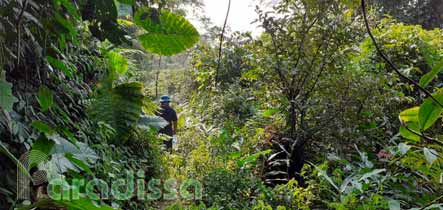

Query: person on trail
[156,95,178,150]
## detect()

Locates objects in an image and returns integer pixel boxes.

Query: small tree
[256,0,361,183]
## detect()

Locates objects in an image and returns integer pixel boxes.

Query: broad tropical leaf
[134,8,200,56]
[32,135,97,176]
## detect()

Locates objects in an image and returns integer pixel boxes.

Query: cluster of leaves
[0,0,201,209]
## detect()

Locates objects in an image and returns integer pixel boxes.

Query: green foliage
[419,60,443,88]
[257,179,316,210]
[37,86,54,112]
[0,80,18,112]
[135,8,200,55]
[203,168,258,209]
[89,82,146,141]
[107,51,129,77]
[46,56,75,78]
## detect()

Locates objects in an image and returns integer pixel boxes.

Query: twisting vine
[361,0,443,109]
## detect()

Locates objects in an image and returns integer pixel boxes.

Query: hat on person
[159,95,171,102]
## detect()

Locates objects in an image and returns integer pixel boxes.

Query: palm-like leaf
[89,82,145,141]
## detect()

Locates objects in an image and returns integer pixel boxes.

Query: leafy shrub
[258,179,316,210]
[202,168,258,209]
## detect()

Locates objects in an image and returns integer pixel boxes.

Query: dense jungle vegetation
[1,0,443,209]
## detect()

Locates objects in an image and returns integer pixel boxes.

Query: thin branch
[419,195,443,210]
[404,126,443,147]
[295,34,329,97]
[361,0,443,109]
[291,15,319,88]
[214,0,231,86]
[303,46,334,102]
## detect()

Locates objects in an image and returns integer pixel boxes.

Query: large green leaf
[134,8,200,56]
[0,80,18,112]
[37,135,98,177]
[418,90,443,130]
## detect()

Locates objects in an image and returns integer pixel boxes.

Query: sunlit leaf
[263,108,279,117]
[107,51,129,79]
[399,107,419,123]
[358,169,386,181]
[134,8,200,56]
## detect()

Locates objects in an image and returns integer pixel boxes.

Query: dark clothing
[164,139,173,149]
[156,105,178,137]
